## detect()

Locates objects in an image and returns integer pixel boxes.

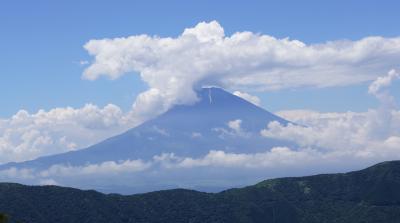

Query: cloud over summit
[84,20,400,118]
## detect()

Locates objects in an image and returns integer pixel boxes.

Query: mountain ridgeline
[1,161,400,223]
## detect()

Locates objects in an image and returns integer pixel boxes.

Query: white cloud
[227,119,242,133]
[79,60,89,65]
[2,143,398,191]
[176,148,314,168]
[0,104,139,164]
[39,159,150,177]
[266,109,400,155]
[265,74,400,152]
[39,178,59,186]
[83,20,400,120]
[0,148,325,187]
[213,119,250,139]
[0,159,151,188]
[368,69,399,107]
[233,91,261,106]
[368,69,399,96]
[152,125,169,136]
[191,132,202,138]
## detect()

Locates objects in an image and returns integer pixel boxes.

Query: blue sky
[1,0,400,117]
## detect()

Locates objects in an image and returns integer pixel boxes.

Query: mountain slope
[0,87,291,170]
[1,161,400,223]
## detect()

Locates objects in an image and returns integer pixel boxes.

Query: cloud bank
[0,104,137,164]
[265,69,400,158]
[83,20,400,119]
[0,147,363,190]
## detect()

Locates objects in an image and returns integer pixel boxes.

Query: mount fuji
[0,87,295,192]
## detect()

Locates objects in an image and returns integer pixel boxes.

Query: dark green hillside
[1,161,400,223]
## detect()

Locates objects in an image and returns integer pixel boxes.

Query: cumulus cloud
[39,178,59,186]
[40,159,150,177]
[233,91,261,106]
[83,20,400,119]
[368,69,399,96]
[1,144,396,192]
[264,70,400,156]
[191,132,202,138]
[0,148,328,189]
[0,104,138,164]
[227,119,242,133]
[368,69,399,107]
[213,119,250,139]
[176,148,314,168]
[262,109,400,158]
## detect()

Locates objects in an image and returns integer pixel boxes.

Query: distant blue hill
[0,87,293,173]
